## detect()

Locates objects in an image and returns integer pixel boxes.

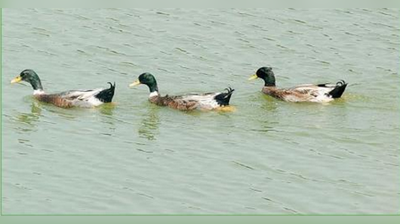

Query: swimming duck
[249,67,347,103]
[129,72,234,111]
[11,69,115,108]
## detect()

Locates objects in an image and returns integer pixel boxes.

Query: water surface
[2,8,399,214]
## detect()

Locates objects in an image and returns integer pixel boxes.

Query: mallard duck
[249,67,348,103]
[11,69,116,108]
[129,72,234,111]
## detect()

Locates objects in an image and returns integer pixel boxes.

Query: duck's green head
[248,67,276,87]
[129,72,159,93]
[11,69,43,90]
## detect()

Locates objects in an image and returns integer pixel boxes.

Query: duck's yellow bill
[129,80,141,87]
[11,76,22,84]
[248,74,258,80]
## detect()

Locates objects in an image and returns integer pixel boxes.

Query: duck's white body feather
[60,89,105,107]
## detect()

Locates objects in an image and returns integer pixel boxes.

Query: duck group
[11,67,348,110]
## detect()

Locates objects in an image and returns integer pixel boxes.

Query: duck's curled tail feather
[214,87,235,106]
[328,80,347,98]
[95,82,116,103]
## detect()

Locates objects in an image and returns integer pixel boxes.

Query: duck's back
[35,88,109,108]
[263,85,336,103]
[150,92,223,111]
[149,95,198,110]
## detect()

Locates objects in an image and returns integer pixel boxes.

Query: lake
[2,8,399,214]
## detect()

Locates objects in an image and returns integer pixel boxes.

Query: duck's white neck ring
[33,90,45,95]
[149,91,159,98]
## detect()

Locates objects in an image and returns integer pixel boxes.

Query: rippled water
[2,8,399,214]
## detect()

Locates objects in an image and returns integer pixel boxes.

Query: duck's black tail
[96,82,116,103]
[214,87,235,106]
[328,80,347,98]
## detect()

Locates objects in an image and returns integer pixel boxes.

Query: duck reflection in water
[138,105,160,141]
[17,101,42,125]
[15,101,42,133]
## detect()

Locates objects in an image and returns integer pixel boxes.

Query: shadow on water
[138,105,160,141]
[98,102,116,116]
[40,103,82,120]
[36,99,117,120]
[247,95,280,133]
[260,95,279,111]
[97,103,118,137]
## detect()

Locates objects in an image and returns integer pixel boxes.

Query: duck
[249,67,348,103]
[11,69,116,108]
[129,72,234,111]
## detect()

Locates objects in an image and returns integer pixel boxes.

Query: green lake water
[2,8,399,214]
